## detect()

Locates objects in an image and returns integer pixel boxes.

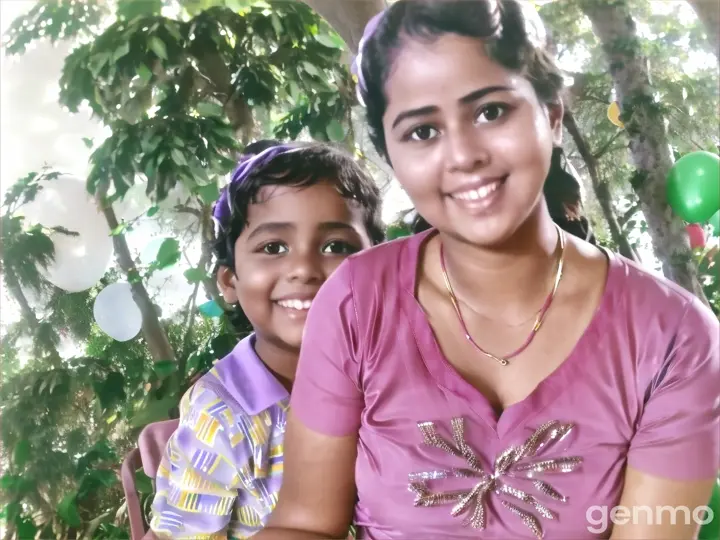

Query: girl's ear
[217,265,238,303]
[548,101,564,146]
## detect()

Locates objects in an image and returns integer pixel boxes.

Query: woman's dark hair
[357,0,595,242]
[213,140,385,272]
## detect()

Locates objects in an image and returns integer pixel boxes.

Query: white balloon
[93,282,142,341]
[21,175,113,292]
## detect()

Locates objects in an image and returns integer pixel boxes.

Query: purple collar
[211,334,289,415]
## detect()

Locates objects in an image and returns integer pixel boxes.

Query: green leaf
[154,360,177,378]
[0,474,20,491]
[302,62,322,78]
[13,439,30,469]
[110,222,128,236]
[196,101,224,117]
[199,300,224,318]
[15,514,37,540]
[183,267,207,283]
[196,183,219,205]
[129,395,177,427]
[57,492,81,527]
[314,33,342,49]
[149,36,168,60]
[326,119,346,142]
[82,137,94,149]
[113,41,131,62]
[146,205,160,217]
[170,148,187,166]
[136,63,153,83]
[271,13,283,37]
[135,469,153,494]
[153,238,181,269]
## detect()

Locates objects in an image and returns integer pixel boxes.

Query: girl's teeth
[277,299,313,310]
[453,182,500,201]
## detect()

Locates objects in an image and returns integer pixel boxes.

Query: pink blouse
[291,229,720,539]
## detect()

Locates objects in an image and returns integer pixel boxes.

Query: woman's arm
[255,411,359,538]
[611,296,719,539]
[610,468,714,539]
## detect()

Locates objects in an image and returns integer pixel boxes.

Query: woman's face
[382,34,562,246]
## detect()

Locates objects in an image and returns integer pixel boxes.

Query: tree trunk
[199,205,229,310]
[300,0,387,53]
[101,204,176,362]
[580,0,708,305]
[687,0,720,61]
[563,111,639,261]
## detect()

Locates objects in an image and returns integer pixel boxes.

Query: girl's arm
[610,296,719,539]
[257,412,359,538]
[256,260,365,538]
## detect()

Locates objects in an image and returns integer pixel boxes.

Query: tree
[687,0,719,60]
[541,0,717,299]
[1,1,364,536]
[4,0,356,364]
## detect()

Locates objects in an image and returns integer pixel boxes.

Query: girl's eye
[476,103,508,124]
[409,125,439,142]
[262,242,288,255]
[322,241,359,255]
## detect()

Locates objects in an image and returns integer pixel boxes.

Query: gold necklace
[439,225,566,366]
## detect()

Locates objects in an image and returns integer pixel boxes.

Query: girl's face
[218,182,372,352]
[382,34,562,246]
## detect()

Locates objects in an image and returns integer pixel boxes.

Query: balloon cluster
[22,175,144,342]
[666,151,720,250]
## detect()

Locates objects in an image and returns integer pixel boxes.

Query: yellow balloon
[607,101,624,128]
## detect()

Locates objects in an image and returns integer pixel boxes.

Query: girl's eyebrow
[246,222,294,241]
[246,221,357,241]
[391,85,512,129]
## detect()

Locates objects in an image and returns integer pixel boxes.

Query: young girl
[259,2,719,539]
[149,140,384,538]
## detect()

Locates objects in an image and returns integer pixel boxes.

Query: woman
[257,1,719,538]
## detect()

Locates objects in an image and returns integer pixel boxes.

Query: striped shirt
[150,334,289,539]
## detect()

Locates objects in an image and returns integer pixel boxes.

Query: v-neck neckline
[398,228,619,439]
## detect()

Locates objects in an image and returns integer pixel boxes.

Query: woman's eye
[409,126,439,141]
[262,242,288,255]
[476,103,507,124]
[322,241,359,255]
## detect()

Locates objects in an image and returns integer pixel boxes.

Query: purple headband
[350,9,386,107]
[212,144,301,225]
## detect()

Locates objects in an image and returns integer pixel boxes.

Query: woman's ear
[217,265,238,303]
[548,101,564,146]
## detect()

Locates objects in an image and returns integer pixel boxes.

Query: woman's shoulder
[342,230,430,287]
[604,249,718,333]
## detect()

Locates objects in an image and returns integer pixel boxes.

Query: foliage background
[0,0,717,538]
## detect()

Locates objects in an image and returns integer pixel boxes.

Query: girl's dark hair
[213,140,385,272]
[358,0,594,243]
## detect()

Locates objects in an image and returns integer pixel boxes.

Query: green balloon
[709,211,720,237]
[698,477,720,540]
[666,151,720,223]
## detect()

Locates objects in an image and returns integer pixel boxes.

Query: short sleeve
[150,384,241,538]
[291,259,364,437]
[627,296,720,480]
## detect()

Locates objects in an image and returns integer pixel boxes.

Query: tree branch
[563,109,639,262]
[592,130,624,160]
[299,0,387,53]
[619,203,640,226]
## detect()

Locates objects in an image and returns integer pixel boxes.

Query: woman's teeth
[452,181,501,201]
[277,299,313,311]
